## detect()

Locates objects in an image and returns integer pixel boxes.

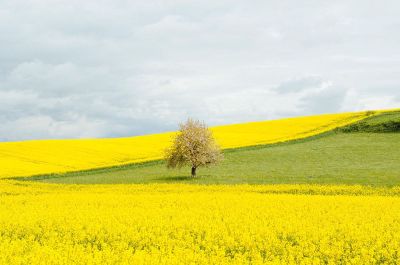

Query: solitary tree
[165,118,223,177]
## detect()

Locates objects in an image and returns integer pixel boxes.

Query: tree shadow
[154,174,215,183]
[154,175,193,182]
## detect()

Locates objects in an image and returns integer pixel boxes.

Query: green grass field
[28,111,400,186]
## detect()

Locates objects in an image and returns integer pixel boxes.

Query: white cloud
[0,0,399,140]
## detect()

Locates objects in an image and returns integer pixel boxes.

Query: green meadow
[25,111,400,186]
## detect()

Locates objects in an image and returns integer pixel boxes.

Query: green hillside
[26,111,400,186]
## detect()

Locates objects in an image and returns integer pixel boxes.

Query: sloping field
[38,110,400,185]
[0,111,377,178]
[1,182,400,264]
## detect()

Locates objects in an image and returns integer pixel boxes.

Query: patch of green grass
[25,111,400,186]
[337,110,400,133]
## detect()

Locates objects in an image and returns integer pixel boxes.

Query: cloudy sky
[1,0,399,141]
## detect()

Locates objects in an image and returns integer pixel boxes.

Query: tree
[165,118,223,177]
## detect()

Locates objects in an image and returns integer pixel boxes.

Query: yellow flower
[0,181,399,264]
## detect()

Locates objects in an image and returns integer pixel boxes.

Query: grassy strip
[13,160,165,181]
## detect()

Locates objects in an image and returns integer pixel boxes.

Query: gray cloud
[276,77,324,94]
[0,0,399,141]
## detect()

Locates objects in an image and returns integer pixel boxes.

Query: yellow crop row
[0,181,399,264]
[0,110,383,178]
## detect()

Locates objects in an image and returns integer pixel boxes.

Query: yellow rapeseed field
[1,109,400,264]
[0,111,377,178]
[1,181,399,264]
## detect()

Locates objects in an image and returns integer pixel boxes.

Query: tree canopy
[165,119,222,177]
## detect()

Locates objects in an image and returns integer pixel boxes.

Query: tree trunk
[191,166,197,177]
